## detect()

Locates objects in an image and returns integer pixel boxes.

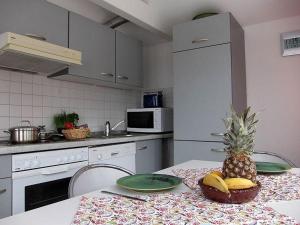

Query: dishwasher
[88,142,136,173]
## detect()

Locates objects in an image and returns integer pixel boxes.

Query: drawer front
[173,13,230,52]
[0,155,11,178]
[0,178,11,219]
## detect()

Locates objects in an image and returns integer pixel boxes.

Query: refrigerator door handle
[211,148,225,152]
[210,133,225,137]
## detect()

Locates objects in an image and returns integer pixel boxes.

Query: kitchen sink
[90,131,134,139]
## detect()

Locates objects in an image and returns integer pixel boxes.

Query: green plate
[117,174,182,192]
[256,162,291,174]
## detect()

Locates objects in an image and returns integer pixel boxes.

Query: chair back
[68,164,134,198]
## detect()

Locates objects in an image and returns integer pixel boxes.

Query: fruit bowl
[199,178,261,204]
[62,128,90,140]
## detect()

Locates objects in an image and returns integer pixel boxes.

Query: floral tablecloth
[172,168,300,202]
[71,168,300,225]
[71,192,299,225]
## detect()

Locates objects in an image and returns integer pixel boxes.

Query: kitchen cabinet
[0,155,11,219]
[0,0,68,46]
[68,12,115,83]
[0,155,11,179]
[116,31,142,87]
[173,13,231,52]
[174,141,225,164]
[0,178,11,219]
[173,13,246,163]
[136,139,162,173]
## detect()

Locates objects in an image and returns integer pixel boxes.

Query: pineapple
[222,107,258,183]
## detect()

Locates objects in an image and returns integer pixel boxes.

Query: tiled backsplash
[0,70,141,140]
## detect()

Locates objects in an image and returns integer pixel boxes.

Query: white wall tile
[21,106,32,117]
[33,84,43,95]
[10,93,21,105]
[0,70,10,81]
[0,70,140,135]
[33,76,43,85]
[10,117,21,127]
[21,74,33,83]
[10,72,22,82]
[0,105,9,116]
[0,117,9,130]
[33,95,43,106]
[33,107,43,118]
[0,93,9,104]
[22,83,33,94]
[10,82,21,93]
[10,105,21,117]
[0,81,10,92]
[22,94,33,106]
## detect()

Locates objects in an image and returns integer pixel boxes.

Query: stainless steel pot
[4,120,40,144]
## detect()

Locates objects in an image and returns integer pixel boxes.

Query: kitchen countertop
[0,133,173,155]
[0,160,299,225]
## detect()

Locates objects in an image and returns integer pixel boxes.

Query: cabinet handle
[25,34,47,41]
[210,133,224,137]
[137,146,148,151]
[117,75,129,80]
[0,189,7,194]
[192,38,209,43]
[211,148,225,153]
[111,152,119,156]
[100,72,114,77]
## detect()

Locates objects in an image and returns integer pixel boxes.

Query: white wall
[143,15,300,166]
[245,15,300,166]
[143,42,173,107]
[0,71,140,140]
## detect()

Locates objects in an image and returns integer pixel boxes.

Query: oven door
[12,161,87,215]
[127,111,159,132]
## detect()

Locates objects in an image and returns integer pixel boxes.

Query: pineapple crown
[223,106,258,155]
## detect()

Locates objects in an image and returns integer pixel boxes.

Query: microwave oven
[127,108,173,133]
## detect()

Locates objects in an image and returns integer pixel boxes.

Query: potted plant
[53,112,79,133]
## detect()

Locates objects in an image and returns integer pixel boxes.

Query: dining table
[0,160,299,225]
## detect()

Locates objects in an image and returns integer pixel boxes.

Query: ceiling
[49,0,300,46]
[142,0,300,34]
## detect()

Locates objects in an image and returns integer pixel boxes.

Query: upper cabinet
[68,13,116,83]
[173,13,231,52]
[116,31,142,87]
[0,0,68,47]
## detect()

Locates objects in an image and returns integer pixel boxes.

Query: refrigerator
[172,14,246,165]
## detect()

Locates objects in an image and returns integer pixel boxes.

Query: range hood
[0,32,81,75]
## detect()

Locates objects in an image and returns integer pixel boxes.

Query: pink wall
[245,15,300,166]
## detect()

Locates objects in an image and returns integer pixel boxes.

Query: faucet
[104,120,125,137]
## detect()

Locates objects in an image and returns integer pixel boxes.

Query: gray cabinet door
[174,44,232,141]
[116,31,142,87]
[0,178,11,219]
[136,139,162,173]
[0,0,68,46]
[174,141,225,165]
[69,13,115,82]
[0,155,11,179]
[173,13,230,52]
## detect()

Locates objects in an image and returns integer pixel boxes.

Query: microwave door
[127,111,154,129]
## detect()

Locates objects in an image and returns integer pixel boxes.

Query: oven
[12,147,88,214]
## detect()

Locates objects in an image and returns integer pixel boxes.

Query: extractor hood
[0,32,81,75]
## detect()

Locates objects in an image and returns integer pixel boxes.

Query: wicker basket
[62,128,90,140]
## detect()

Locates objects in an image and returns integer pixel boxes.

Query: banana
[210,170,223,178]
[224,178,257,190]
[203,173,229,194]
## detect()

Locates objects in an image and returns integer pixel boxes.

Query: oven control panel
[12,147,89,172]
